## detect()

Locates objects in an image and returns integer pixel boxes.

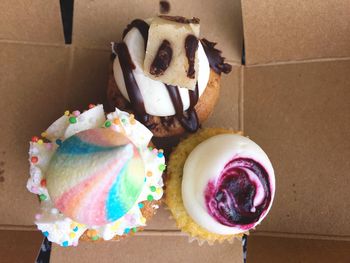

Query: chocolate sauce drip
[185,35,199,79]
[159,15,200,24]
[200,38,232,74]
[164,84,199,132]
[114,42,149,123]
[189,83,199,107]
[150,40,173,77]
[123,19,150,50]
[159,1,170,14]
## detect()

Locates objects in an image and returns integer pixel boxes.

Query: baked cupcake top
[182,134,275,235]
[27,105,165,246]
[112,16,232,133]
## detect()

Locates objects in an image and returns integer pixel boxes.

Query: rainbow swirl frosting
[47,128,145,226]
[27,105,165,246]
[182,134,275,235]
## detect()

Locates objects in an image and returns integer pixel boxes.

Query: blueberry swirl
[205,158,271,229]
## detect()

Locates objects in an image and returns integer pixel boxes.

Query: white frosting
[113,27,210,116]
[27,105,165,246]
[182,134,275,235]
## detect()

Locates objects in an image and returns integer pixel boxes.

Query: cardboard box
[1,0,350,262]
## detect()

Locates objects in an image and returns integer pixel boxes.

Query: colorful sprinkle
[37,139,44,145]
[132,227,137,233]
[138,203,144,209]
[147,195,154,201]
[148,146,153,151]
[72,110,81,117]
[51,208,59,214]
[146,171,153,177]
[86,229,97,238]
[124,228,130,234]
[156,188,162,195]
[88,104,96,109]
[39,194,47,201]
[113,118,120,125]
[31,136,39,142]
[62,241,69,247]
[157,152,164,158]
[158,149,164,153]
[69,232,76,239]
[35,214,42,220]
[91,235,99,241]
[158,164,166,172]
[56,139,62,146]
[104,120,112,128]
[40,179,47,187]
[31,156,38,164]
[121,118,127,123]
[64,110,70,116]
[43,231,49,237]
[45,143,53,150]
[129,114,136,125]
[41,132,47,138]
[150,186,156,192]
[69,116,77,124]
[73,226,78,232]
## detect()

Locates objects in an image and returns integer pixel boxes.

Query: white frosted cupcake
[165,128,275,244]
[27,105,165,246]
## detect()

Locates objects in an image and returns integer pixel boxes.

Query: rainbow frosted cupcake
[165,128,275,244]
[27,105,165,246]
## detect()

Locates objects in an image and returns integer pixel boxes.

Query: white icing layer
[182,134,275,235]
[113,26,210,117]
[27,105,165,246]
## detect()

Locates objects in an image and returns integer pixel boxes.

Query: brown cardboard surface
[244,60,350,239]
[0,43,70,227]
[242,0,350,65]
[249,236,350,263]
[73,0,243,63]
[0,230,42,263]
[50,235,243,263]
[0,0,64,44]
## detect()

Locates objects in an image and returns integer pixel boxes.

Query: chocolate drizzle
[150,40,173,77]
[123,19,150,50]
[159,15,200,24]
[114,42,149,123]
[159,1,170,14]
[185,35,199,79]
[200,38,232,74]
[164,84,199,132]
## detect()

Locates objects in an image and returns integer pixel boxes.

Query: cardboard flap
[0,0,64,44]
[243,60,350,238]
[242,0,350,65]
[72,0,243,63]
[50,235,243,263]
[0,43,70,227]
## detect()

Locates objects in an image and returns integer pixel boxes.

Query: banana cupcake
[165,128,275,244]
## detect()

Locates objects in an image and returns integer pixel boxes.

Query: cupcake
[165,128,275,244]
[108,15,232,137]
[27,105,165,246]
